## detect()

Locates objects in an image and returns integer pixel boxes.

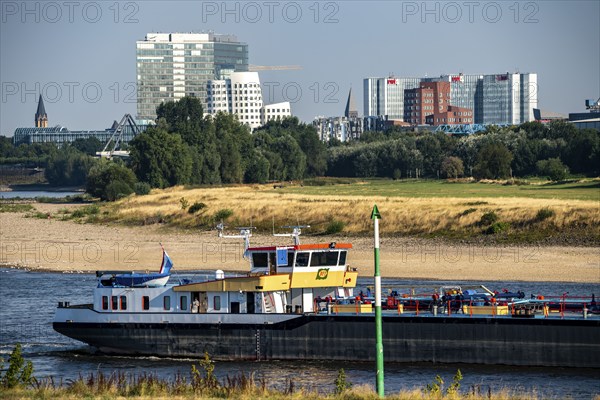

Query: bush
[479,211,498,226]
[214,208,233,221]
[441,156,464,179]
[325,220,345,234]
[86,160,136,201]
[459,208,477,216]
[188,202,207,214]
[105,181,134,201]
[535,207,555,222]
[134,182,151,195]
[0,343,34,389]
[70,204,100,219]
[485,221,510,234]
[179,197,189,210]
[536,158,569,181]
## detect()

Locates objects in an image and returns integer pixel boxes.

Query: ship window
[111,296,118,310]
[163,296,171,310]
[214,296,221,311]
[180,296,187,311]
[120,295,127,310]
[339,251,347,266]
[102,296,109,310]
[142,296,150,310]
[310,251,339,267]
[252,253,268,268]
[295,252,310,267]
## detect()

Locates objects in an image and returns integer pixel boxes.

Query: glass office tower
[136,33,248,121]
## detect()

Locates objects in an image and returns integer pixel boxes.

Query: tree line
[327,121,600,180]
[1,97,598,201]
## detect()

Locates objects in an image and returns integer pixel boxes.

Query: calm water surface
[1,268,598,398]
[0,190,81,199]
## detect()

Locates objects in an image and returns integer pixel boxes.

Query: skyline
[1,1,599,135]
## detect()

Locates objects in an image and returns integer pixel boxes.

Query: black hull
[54,315,600,368]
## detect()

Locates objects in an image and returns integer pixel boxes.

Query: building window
[142,296,150,310]
[180,296,188,311]
[111,296,118,310]
[102,296,109,310]
[120,295,127,310]
[214,296,221,311]
[164,296,171,310]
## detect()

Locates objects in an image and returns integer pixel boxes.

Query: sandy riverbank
[1,205,598,282]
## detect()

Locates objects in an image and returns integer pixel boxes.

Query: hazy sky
[1,0,598,135]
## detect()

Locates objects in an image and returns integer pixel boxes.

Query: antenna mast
[273,225,310,246]
[216,223,255,257]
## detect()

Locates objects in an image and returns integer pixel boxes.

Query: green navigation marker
[371,204,384,397]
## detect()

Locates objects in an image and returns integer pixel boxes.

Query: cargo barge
[53,226,600,368]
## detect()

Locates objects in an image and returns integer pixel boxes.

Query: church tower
[344,88,358,119]
[35,95,48,128]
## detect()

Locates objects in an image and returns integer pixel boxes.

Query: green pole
[371,204,384,398]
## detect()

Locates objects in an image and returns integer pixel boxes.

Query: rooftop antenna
[216,221,255,258]
[273,225,310,246]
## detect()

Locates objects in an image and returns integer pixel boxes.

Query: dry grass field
[100,179,600,243]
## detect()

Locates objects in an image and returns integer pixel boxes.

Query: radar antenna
[273,225,310,246]
[216,222,255,257]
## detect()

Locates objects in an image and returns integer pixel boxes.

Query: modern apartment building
[364,72,537,125]
[206,71,291,131]
[136,32,249,121]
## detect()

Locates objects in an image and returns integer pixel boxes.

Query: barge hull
[53,314,600,368]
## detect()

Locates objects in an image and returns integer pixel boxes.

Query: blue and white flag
[160,246,174,274]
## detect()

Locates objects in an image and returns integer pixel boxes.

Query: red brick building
[425,105,473,125]
[404,81,472,126]
[404,81,451,125]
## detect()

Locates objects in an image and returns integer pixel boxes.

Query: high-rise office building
[364,72,537,125]
[363,77,421,119]
[207,72,291,131]
[136,32,249,121]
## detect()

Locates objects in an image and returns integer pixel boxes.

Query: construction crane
[585,98,600,112]
[96,114,140,158]
[249,65,302,71]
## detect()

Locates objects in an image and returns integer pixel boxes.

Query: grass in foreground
[1,346,593,400]
[80,179,600,244]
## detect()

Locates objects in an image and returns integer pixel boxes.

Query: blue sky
[1,0,598,135]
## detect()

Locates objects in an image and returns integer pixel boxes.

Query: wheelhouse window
[310,251,339,267]
[252,253,268,268]
[102,296,109,310]
[163,296,171,310]
[214,296,221,311]
[180,296,187,311]
[339,251,347,266]
[111,296,118,310]
[120,295,127,310]
[295,252,310,267]
[142,296,150,310]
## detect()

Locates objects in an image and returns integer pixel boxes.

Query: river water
[0,190,82,199]
[0,268,598,398]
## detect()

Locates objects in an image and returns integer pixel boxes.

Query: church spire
[35,95,48,128]
[344,88,358,119]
